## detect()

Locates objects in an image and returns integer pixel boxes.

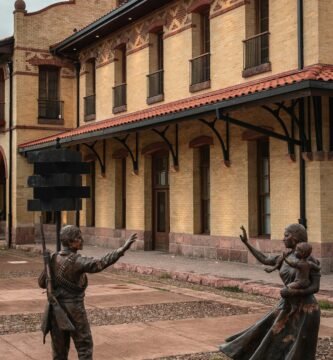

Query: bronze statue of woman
[219,224,321,360]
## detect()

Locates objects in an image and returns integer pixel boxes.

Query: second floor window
[190,6,211,90]
[113,44,127,112]
[147,29,164,102]
[243,0,270,71]
[84,59,96,120]
[38,66,63,121]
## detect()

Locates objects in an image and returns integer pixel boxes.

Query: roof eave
[50,0,169,56]
[19,79,333,154]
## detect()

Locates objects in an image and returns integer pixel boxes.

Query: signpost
[27,144,90,251]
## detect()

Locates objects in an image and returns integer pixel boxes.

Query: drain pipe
[297,0,304,70]
[7,61,13,247]
[75,61,81,227]
[297,0,306,227]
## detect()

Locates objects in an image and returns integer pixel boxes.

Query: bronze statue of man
[38,225,137,360]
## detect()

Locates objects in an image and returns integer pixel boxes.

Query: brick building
[1,0,333,272]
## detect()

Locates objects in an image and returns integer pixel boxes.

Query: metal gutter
[18,80,333,153]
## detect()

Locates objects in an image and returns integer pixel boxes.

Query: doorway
[152,151,169,251]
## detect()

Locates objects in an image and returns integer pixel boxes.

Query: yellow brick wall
[73,108,304,241]
[14,1,117,49]
[318,0,333,64]
[96,64,114,121]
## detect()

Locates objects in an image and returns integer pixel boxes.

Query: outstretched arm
[239,226,277,266]
[78,233,137,273]
[116,233,137,257]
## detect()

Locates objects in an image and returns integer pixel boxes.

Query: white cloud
[0,0,64,39]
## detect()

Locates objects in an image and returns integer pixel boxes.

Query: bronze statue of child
[264,241,321,314]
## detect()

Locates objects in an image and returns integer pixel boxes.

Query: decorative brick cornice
[210,0,249,19]
[163,24,194,39]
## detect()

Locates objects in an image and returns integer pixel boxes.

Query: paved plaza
[0,247,332,359]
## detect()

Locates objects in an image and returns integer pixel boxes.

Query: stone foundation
[0,221,5,237]
[29,226,333,273]
[169,232,333,273]
[12,226,36,245]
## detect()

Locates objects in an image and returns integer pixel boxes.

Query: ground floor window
[200,145,210,234]
[257,139,270,236]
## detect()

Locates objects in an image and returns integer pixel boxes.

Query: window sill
[84,114,96,122]
[189,80,211,93]
[147,94,164,105]
[242,62,271,78]
[38,118,64,125]
[113,105,127,114]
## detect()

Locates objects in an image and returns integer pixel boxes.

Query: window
[115,158,126,229]
[200,145,210,234]
[38,66,63,122]
[147,29,164,103]
[84,59,96,120]
[190,6,211,91]
[243,0,270,75]
[113,44,127,112]
[86,162,95,227]
[257,139,270,236]
[0,69,4,125]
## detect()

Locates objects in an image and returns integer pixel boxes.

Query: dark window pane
[258,140,270,235]
[200,146,210,234]
[157,191,166,232]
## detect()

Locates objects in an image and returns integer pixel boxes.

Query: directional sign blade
[33,187,90,199]
[27,149,82,163]
[34,162,90,175]
[28,174,82,187]
[28,198,82,212]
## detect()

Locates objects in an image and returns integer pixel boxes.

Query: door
[152,152,169,251]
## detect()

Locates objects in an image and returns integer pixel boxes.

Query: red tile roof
[19,64,333,149]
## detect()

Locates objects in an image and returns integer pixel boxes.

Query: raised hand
[239,226,248,244]
[122,233,137,252]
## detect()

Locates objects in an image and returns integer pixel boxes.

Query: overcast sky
[0,0,62,39]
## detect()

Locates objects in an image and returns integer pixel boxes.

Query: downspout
[297,0,304,70]
[75,62,81,227]
[297,0,306,227]
[7,61,13,247]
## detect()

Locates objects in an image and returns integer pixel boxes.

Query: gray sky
[0,0,62,39]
